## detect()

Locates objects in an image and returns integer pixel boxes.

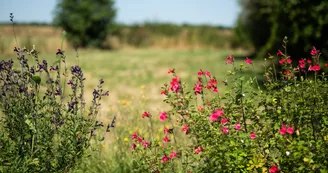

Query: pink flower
[194,146,203,154]
[161,154,169,163]
[164,126,170,134]
[137,136,143,143]
[311,46,317,56]
[287,125,294,134]
[234,123,241,130]
[213,87,218,93]
[307,59,312,64]
[169,150,178,159]
[131,132,138,140]
[163,136,170,143]
[277,50,283,56]
[209,109,224,122]
[205,71,211,77]
[325,63,328,67]
[279,58,285,64]
[269,165,280,173]
[280,124,287,135]
[220,117,229,124]
[182,124,189,134]
[299,59,306,69]
[244,57,252,64]
[250,132,256,139]
[168,69,175,74]
[143,140,149,148]
[160,89,168,95]
[170,76,180,92]
[308,65,321,71]
[226,55,234,64]
[286,58,292,64]
[130,143,136,151]
[142,111,150,118]
[197,69,204,76]
[221,127,229,134]
[193,81,203,95]
[159,112,168,122]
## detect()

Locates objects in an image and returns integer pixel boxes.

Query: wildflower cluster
[0,44,113,172]
[131,38,328,172]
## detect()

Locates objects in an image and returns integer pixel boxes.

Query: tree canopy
[235,0,328,61]
[54,0,116,48]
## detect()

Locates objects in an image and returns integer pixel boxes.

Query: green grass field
[2,48,263,172]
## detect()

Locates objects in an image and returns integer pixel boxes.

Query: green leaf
[31,75,41,85]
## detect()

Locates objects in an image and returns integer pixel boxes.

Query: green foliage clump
[130,40,328,172]
[235,0,328,60]
[54,0,116,48]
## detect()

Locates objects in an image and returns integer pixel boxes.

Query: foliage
[53,0,116,48]
[0,18,114,171]
[130,39,328,172]
[235,0,328,60]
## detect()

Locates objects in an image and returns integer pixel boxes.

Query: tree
[54,0,116,48]
[235,0,328,61]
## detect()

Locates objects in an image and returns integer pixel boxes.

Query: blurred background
[1,0,328,172]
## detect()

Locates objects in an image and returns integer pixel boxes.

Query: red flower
[244,57,252,64]
[164,126,170,134]
[130,143,136,151]
[269,165,280,173]
[220,117,229,124]
[311,46,317,56]
[325,63,328,67]
[182,124,189,134]
[169,150,178,159]
[142,111,150,118]
[197,69,204,76]
[221,127,229,134]
[137,136,143,143]
[234,123,241,130]
[279,58,285,64]
[163,136,170,143]
[209,109,224,122]
[308,65,321,71]
[143,140,149,148]
[286,58,292,64]
[159,112,168,122]
[277,50,283,56]
[194,146,203,154]
[226,55,234,64]
[307,59,312,64]
[279,124,287,135]
[250,132,256,139]
[170,76,181,93]
[168,69,175,74]
[299,59,306,69]
[205,71,211,77]
[161,154,169,163]
[160,90,168,95]
[193,80,203,95]
[131,132,138,140]
[287,125,294,134]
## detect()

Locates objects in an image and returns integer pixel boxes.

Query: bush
[53,0,116,48]
[235,0,328,61]
[130,39,328,172]
[0,46,114,172]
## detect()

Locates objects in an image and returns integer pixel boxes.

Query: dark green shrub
[53,0,116,48]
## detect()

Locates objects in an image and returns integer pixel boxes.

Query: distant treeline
[0,22,249,54]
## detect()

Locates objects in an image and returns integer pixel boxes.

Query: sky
[0,0,240,27]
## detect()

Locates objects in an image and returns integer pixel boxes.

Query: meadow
[2,24,327,173]
[0,24,253,172]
